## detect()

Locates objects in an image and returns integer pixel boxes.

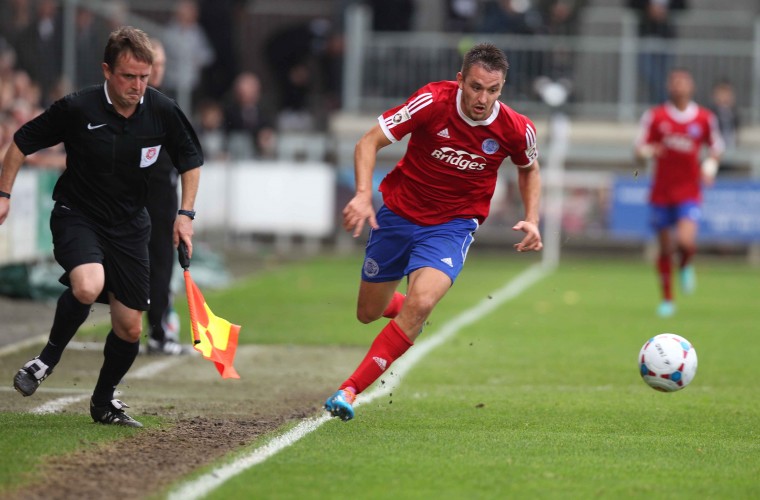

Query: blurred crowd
[0,0,745,169]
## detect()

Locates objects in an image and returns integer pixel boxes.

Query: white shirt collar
[664,101,698,123]
[103,81,145,106]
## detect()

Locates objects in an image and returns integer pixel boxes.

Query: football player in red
[635,68,724,317]
[325,43,542,421]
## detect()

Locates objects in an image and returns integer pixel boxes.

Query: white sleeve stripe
[407,94,433,115]
[407,92,433,109]
[524,123,536,148]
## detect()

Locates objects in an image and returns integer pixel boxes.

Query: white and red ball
[639,333,698,392]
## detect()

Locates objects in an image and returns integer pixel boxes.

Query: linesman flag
[179,242,241,379]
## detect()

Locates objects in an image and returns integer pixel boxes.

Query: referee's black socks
[92,330,140,406]
[39,288,92,368]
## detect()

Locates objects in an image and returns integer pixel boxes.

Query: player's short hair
[103,26,153,69]
[461,43,509,79]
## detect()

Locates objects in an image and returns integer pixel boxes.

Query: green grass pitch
[2,253,759,499]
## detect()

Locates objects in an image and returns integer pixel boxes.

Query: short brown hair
[103,26,153,69]
[461,43,509,79]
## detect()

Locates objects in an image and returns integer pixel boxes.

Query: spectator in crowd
[14,0,63,106]
[223,71,275,159]
[75,6,110,87]
[628,0,688,104]
[196,99,230,161]
[533,0,588,88]
[264,18,333,131]
[479,0,543,98]
[709,79,739,151]
[162,0,215,110]
[198,0,245,101]
[0,0,33,48]
[708,79,740,174]
[367,0,415,31]
[446,0,480,32]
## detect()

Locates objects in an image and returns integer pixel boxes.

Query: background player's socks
[341,320,413,393]
[657,253,673,302]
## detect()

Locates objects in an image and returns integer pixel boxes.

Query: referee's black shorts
[50,201,151,311]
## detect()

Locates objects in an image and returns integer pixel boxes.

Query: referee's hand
[174,216,194,258]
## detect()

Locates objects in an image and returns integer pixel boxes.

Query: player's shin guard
[382,291,406,319]
[341,320,413,394]
[92,330,140,406]
[657,253,673,301]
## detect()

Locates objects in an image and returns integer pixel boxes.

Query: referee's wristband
[178,209,196,220]
[0,190,10,199]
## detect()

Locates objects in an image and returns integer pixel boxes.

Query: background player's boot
[147,337,196,355]
[324,389,356,421]
[657,301,676,318]
[679,265,696,295]
[13,357,52,396]
[90,399,143,427]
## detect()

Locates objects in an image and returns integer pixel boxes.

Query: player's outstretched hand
[512,220,543,252]
[342,193,378,238]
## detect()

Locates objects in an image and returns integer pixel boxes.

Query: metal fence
[342,5,760,124]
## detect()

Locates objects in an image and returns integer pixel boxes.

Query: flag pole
[178,241,202,345]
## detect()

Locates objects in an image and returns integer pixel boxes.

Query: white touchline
[28,356,184,415]
[168,264,548,500]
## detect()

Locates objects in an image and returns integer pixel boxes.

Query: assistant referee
[0,26,203,427]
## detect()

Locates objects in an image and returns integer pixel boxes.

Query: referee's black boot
[90,399,143,428]
[13,357,52,397]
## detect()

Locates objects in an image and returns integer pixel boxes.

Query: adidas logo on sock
[373,356,387,370]
[437,128,449,138]
[440,257,453,267]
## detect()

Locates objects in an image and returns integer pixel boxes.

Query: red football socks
[340,320,413,394]
[657,254,673,301]
[678,246,695,269]
[382,291,406,318]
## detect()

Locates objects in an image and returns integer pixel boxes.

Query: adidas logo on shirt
[373,356,388,370]
[440,257,453,267]
[437,128,450,138]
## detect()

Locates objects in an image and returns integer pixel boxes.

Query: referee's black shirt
[14,83,203,226]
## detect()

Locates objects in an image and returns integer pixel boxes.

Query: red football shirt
[377,80,538,226]
[636,102,724,204]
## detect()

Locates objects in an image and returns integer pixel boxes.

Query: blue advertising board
[610,177,760,242]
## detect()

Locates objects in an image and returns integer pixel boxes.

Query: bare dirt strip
[2,343,362,500]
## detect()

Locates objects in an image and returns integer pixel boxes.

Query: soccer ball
[638,333,698,392]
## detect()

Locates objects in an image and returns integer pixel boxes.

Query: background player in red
[325,43,543,421]
[635,68,724,318]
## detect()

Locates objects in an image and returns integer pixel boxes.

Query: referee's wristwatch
[178,209,196,220]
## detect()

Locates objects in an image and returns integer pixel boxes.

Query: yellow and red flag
[184,270,241,379]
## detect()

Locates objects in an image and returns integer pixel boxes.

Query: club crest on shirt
[140,145,162,168]
[481,138,499,155]
[687,123,702,138]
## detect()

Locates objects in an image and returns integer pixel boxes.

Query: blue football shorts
[649,201,701,231]
[361,205,479,284]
